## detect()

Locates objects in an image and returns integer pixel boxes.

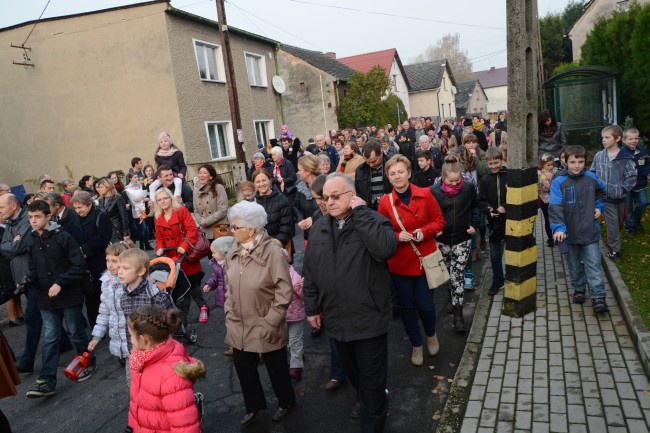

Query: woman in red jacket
[378,155,445,367]
[127,305,205,433]
[154,188,206,326]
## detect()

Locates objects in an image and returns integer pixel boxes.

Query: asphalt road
[1,231,484,433]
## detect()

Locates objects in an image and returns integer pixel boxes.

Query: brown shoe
[272,403,294,422]
[325,379,343,391]
[223,347,234,356]
[426,335,439,356]
[411,346,423,366]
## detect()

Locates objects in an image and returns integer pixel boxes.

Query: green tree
[374,93,407,128]
[627,5,650,132]
[338,66,391,128]
[540,1,585,79]
[412,33,472,82]
[551,61,580,77]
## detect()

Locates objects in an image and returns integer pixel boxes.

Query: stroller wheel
[186,329,198,344]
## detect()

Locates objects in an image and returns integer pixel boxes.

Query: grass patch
[616,189,650,329]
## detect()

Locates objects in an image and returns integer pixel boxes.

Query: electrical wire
[22,0,52,45]
[288,0,505,31]
[225,0,270,38]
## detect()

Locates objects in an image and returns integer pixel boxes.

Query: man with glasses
[303,172,397,433]
[354,140,392,211]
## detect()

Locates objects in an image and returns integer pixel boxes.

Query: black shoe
[593,298,609,313]
[453,305,466,333]
[572,291,586,304]
[350,401,361,419]
[240,411,258,427]
[272,403,294,422]
[77,365,97,382]
[488,284,501,296]
[144,242,154,251]
[195,392,204,423]
[311,327,322,337]
[546,239,555,247]
[606,251,622,261]
[8,317,26,327]
[445,301,454,314]
[26,380,55,398]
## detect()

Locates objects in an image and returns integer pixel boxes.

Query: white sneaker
[427,335,440,356]
[411,346,423,366]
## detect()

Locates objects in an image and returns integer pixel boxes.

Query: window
[254,120,274,146]
[443,77,447,91]
[441,104,445,117]
[205,122,234,160]
[193,39,225,82]
[244,52,267,87]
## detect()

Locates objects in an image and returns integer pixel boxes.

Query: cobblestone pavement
[460,220,650,433]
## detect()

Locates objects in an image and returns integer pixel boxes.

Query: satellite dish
[451,86,457,95]
[272,76,286,94]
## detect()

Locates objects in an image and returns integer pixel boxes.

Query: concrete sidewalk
[459,220,650,433]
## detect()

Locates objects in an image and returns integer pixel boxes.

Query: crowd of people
[0,111,647,432]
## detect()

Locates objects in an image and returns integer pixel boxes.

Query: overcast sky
[1,0,575,71]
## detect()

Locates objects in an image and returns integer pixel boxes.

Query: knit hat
[257,143,264,149]
[211,236,235,258]
[463,119,473,127]
[158,132,174,145]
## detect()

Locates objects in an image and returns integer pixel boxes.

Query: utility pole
[216,0,246,167]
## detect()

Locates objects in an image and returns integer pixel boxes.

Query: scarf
[254,160,265,170]
[440,136,449,156]
[339,153,354,172]
[473,120,484,131]
[130,340,165,374]
[273,159,284,178]
[156,147,179,157]
[441,177,465,197]
[239,235,262,261]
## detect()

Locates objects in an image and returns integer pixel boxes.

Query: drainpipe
[274,45,285,124]
[334,78,341,126]
[436,88,441,122]
[319,74,327,135]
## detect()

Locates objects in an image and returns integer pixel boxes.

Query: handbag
[176,213,211,264]
[389,194,450,290]
[199,195,231,240]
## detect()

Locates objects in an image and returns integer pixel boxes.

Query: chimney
[325,52,336,59]
[490,66,496,71]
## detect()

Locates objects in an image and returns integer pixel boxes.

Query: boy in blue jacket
[549,145,609,313]
[622,128,649,235]
[590,125,637,260]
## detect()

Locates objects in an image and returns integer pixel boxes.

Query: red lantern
[64,352,92,381]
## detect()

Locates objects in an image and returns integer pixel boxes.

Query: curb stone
[436,259,491,433]
[600,241,650,377]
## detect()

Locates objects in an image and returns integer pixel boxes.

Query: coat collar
[228,232,273,266]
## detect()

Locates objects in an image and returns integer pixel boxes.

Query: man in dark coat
[155,165,193,212]
[354,141,392,211]
[303,173,397,433]
[397,120,416,163]
[307,135,339,170]
[45,193,83,243]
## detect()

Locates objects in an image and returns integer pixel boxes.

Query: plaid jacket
[120,277,171,320]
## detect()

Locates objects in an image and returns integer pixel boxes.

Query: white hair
[418,134,430,144]
[271,146,283,156]
[325,172,355,192]
[228,200,268,233]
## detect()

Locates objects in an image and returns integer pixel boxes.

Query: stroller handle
[159,248,187,263]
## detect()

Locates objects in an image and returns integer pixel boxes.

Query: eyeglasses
[322,191,353,202]
[230,225,246,231]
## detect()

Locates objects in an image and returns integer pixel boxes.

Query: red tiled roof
[338,48,397,76]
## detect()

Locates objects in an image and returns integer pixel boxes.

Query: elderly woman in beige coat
[224,200,295,427]
[192,164,229,241]
[336,141,364,179]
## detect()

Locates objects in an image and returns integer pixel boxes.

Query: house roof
[280,45,355,81]
[403,60,448,92]
[338,48,411,89]
[472,67,508,89]
[0,1,278,47]
[455,80,488,109]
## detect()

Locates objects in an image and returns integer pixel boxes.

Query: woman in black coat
[292,154,321,249]
[252,169,292,245]
[95,177,130,243]
[70,191,113,328]
[269,146,298,206]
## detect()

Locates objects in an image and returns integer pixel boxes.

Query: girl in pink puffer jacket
[127,305,205,433]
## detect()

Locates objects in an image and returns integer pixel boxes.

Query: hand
[398,231,415,242]
[202,284,211,293]
[175,197,183,204]
[435,231,442,238]
[199,217,206,227]
[177,247,186,254]
[468,148,476,156]
[299,277,304,288]
[123,235,130,241]
[178,173,184,180]
[594,209,601,219]
[48,284,61,298]
[277,176,283,183]
[156,249,164,256]
[298,217,313,230]
[553,232,566,243]
[350,196,366,209]
[412,229,423,242]
[467,226,476,235]
[497,206,506,214]
[308,315,321,330]
[13,235,20,242]
[88,339,99,352]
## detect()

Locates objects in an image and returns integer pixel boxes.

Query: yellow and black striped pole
[503,168,538,317]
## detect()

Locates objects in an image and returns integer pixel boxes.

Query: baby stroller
[149,250,198,344]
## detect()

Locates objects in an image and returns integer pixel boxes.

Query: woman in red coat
[154,188,206,325]
[378,155,445,367]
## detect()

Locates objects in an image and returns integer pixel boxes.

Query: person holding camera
[479,147,508,296]
[430,155,480,333]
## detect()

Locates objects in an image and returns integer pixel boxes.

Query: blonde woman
[293,154,321,249]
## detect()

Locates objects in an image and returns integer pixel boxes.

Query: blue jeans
[625,188,648,232]
[565,242,606,299]
[17,286,42,370]
[390,274,436,347]
[489,240,505,287]
[330,338,348,381]
[40,305,94,389]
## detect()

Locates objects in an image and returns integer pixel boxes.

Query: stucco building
[403,59,457,121]
[568,0,649,60]
[277,45,354,142]
[455,80,489,118]
[338,48,411,116]
[472,67,508,115]
[0,0,282,188]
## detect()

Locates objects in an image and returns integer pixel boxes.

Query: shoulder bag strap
[175,210,196,250]
[389,193,424,263]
